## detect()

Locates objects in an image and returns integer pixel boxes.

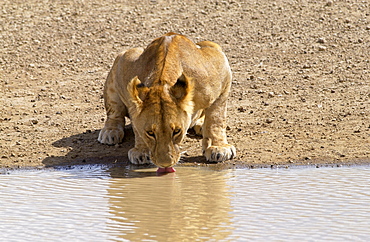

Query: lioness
[98,33,236,169]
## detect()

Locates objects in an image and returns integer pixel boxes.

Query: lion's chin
[156,167,176,173]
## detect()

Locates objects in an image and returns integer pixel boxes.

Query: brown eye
[147,131,155,138]
[173,129,181,136]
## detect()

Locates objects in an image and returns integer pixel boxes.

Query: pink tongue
[156,167,176,173]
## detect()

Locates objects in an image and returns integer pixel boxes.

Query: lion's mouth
[156,167,176,173]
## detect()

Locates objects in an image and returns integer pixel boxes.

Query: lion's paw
[204,144,236,162]
[98,126,124,145]
[128,148,151,165]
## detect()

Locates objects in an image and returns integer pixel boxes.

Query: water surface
[0,165,369,241]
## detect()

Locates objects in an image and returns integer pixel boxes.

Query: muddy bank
[1,0,369,169]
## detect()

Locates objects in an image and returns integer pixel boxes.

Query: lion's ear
[127,76,149,113]
[170,74,193,101]
[170,74,194,112]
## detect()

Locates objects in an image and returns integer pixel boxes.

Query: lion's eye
[173,129,181,136]
[147,131,155,138]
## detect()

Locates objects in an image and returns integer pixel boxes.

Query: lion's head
[127,75,194,168]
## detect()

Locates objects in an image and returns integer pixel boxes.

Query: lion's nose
[156,159,175,168]
[154,154,177,168]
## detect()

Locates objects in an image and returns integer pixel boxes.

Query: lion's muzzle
[151,143,180,168]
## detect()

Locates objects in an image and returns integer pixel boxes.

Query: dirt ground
[1,0,369,169]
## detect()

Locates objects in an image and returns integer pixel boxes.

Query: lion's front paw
[98,126,124,145]
[128,148,151,165]
[204,144,236,162]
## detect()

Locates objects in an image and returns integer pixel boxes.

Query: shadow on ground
[42,126,135,168]
[42,125,207,168]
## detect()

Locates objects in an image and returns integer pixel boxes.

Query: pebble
[237,107,247,112]
[317,38,326,44]
[318,45,327,51]
[265,118,274,124]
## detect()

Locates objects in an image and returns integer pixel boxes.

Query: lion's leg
[202,93,236,162]
[128,126,151,164]
[190,110,204,136]
[98,74,126,145]
[193,116,204,136]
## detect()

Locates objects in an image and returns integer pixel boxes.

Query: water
[0,165,369,241]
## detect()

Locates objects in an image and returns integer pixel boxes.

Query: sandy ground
[1,0,369,169]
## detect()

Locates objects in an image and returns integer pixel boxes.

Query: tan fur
[98,33,236,167]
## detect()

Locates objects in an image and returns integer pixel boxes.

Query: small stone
[318,45,327,51]
[237,107,247,112]
[265,118,274,124]
[268,92,275,97]
[31,120,38,125]
[317,37,326,43]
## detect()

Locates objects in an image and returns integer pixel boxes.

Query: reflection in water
[0,165,370,241]
[106,167,233,241]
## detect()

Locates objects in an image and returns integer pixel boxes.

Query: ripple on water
[227,166,370,241]
[0,165,369,241]
[0,167,114,241]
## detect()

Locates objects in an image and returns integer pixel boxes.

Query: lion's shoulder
[196,41,222,51]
